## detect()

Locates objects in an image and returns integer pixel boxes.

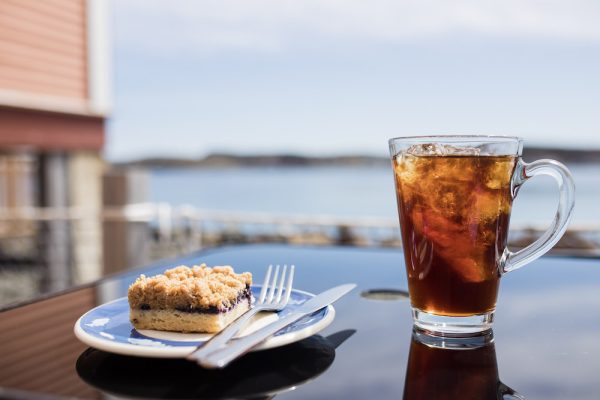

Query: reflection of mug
[403,329,524,400]
[389,136,575,336]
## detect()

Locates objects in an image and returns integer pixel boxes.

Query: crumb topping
[128,264,252,310]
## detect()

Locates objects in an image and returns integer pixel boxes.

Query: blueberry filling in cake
[128,264,252,333]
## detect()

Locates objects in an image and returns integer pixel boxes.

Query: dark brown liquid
[393,154,516,316]
[403,337,499,400]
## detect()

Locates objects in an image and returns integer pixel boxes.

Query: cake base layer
[130,301,250,333]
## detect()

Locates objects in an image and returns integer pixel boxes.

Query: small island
[114,147,600,169]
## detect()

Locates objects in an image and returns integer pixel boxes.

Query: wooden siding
[0,286,100,398]
[0,0,88,101]
[0,107,104,150]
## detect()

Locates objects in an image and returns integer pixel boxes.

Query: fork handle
[198,312,305,369]
[186,306,261,361]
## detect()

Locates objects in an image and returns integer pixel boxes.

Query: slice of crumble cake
[128,264,252,333]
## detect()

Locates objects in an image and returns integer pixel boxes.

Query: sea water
[149,164,599,226]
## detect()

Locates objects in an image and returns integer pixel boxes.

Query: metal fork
[187,264,295,363]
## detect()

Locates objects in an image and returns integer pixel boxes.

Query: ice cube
[394,154,420,184]
[416,208,490,283]
[469,190,502,223]
[406,143,447,156]
[406,143,481,156]
[451,257,488,282]
[484,159,514,189]
[446,145,480,156]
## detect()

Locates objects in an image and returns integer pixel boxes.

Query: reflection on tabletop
[404,329,524,400]
[76,330,355,400]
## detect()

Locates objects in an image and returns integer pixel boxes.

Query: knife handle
[199,312,305,368]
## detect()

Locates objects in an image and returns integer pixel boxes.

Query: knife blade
[198,283,356,369]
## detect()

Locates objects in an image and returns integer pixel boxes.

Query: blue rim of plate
[74,286,335,358]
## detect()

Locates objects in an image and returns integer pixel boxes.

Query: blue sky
[106,0,600,161]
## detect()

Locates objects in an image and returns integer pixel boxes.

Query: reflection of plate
[74,287,335,358]
[76,334,336,399]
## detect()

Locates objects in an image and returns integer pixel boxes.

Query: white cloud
[113,0,600,53]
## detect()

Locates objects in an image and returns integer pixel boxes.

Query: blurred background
[1,0,599,307]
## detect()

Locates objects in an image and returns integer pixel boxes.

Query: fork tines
[258,264,294,305]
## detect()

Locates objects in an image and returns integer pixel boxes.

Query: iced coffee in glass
[389,136,575,336]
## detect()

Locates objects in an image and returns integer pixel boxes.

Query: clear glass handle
[502,159,575,274]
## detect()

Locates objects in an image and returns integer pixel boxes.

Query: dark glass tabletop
[1,244,599,399]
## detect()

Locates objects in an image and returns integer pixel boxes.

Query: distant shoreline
[113,148,600,169]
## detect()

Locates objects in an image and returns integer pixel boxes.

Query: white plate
[74,286,335,358]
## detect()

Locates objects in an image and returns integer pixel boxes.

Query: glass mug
[389,135,575,336]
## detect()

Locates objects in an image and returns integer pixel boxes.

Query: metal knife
[197,283,357,369]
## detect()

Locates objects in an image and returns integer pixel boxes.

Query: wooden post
[68,152,104,284]
[102,169,149,274]
[39,152,71,292]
